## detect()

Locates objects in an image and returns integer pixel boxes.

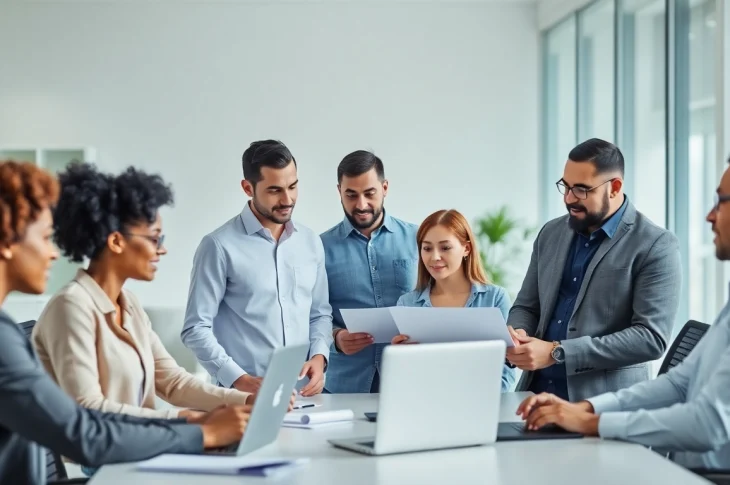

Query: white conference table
[90,392,711,485]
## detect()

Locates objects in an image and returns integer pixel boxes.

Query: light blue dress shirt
[181,202,333,388]
[588,294,730,469]
[397,283,516,392]
[321,212,419,393]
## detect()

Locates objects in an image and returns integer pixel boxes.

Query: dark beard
[252,198,294,225]
[343,204,383,230]
[567,194,609,233]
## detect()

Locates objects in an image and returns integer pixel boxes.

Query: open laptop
[328,340,506,455]
[206,343,309,455]
[495,422,583,441]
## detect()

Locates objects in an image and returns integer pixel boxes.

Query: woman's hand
[391,334,418,345]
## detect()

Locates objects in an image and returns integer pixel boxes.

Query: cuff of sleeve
[560,336,591,375]
[171,424,205,454]
[310,342,331,368]
[216,358,247,389]
[597,411,630,440]
[587,392,622,415]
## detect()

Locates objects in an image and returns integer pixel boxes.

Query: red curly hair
[0,161,59,246]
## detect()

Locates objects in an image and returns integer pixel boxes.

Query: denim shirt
[321,212,419,393]
[396,283,516,392]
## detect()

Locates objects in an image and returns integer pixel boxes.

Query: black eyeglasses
[124,233,165,249]
[556,178,615,200]
[713,194,730,212]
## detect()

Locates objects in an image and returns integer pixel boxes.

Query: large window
[681,0,718,324]
[541,0,722,329]
[577,0,615,141]
[542,17,577,221]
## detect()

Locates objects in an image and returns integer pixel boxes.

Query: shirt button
[585,243,589,248]
[372,266,376,271]
[573,277,577,282]
[558,320,562,324]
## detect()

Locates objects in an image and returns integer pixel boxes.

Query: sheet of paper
[136,454,308,476]
[340,307,400,343]
[292,400,322,410]
[388,306,514,347]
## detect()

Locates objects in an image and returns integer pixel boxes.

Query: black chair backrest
[17,320,69,481]
[658,320,710,375]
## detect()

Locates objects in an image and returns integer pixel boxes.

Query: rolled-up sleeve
[181,235,245,388]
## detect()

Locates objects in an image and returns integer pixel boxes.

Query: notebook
[137,454,308,477]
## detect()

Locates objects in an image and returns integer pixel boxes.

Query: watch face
[552,347,565,362]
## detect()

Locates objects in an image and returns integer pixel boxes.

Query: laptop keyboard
[205,442,239,455]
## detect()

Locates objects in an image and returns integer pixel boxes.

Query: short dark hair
[337,150,385,184]
[242,140,296,185]
[53,162,174,263]
[568,138,625,176]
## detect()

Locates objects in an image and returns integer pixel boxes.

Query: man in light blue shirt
[514,160,730,470]
[320,150,418,393]
[182,140,333,397]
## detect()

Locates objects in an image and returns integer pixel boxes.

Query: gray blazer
[507,200,682,402]
[0,310,203,485]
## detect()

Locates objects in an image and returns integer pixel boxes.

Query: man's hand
[335,329,374,355]
[507,326,527,346]
[391,334,419,345]
[199,405,252,448]
[506,333,555,370]
[516,393,596,433]
[178,409,207,423]
[232,374,263,394]
[299,354,326,397]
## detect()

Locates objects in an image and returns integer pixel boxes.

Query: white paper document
[136,454,309,477]
[282,409,355,428]
[388,306,514,347]
[340,307,400,343]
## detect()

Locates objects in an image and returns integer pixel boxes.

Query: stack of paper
[341,306,514,347]
[136,455,309,477]
[282,409,355,429]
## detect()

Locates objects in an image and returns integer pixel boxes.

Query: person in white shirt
[514,159,730,470]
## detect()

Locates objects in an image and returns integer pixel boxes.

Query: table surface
[91,392,711,485]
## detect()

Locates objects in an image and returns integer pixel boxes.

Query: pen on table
[297,404,316,409]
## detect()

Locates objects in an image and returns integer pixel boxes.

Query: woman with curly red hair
[0,161,250,485]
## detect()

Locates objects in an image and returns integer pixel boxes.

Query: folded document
[136,455,308,477]
[282,409,355,428]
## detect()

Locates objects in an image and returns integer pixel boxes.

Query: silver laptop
[328,340,506,455]
[208,343,309,455]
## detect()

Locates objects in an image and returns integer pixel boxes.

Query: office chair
[18,320,89,485]
[657,320,710,375]
[689,468,730,485]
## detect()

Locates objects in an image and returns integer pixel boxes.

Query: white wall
[0,1,539,310]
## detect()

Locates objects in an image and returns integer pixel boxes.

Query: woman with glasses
[32,163,258,436]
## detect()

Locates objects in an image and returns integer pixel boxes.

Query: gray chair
[689,469,730,485]
[18,320,88,485]
[657,320,710,375]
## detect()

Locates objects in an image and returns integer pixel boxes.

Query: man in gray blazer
[506,138,682,403]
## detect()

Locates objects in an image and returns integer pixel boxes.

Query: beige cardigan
[32,269,251,418]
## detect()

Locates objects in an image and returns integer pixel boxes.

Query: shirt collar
[240,201,297,237]
[415,282,487,305]
[74,269,126,315]
[599,195,628,239]
[339,210,394,240]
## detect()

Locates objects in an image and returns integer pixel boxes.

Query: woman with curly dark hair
[0,160,251,485]
[32,162,259,425]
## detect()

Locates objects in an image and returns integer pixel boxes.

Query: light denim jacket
[396,282,516,392]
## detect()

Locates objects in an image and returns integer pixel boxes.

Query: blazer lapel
[570,222,631,320]
[537,221,574,336]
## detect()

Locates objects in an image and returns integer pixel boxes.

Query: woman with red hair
[392,209,515,391]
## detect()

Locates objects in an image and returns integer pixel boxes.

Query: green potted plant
[474,206,535,292]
